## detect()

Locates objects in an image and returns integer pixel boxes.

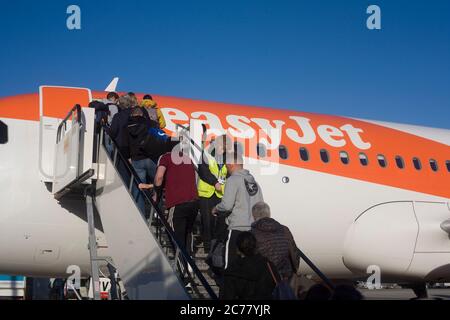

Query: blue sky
[0,0,449,128]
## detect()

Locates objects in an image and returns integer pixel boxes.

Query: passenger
[107,95,137,186]
[127,92,138,106]
[89,100,110,127]
[128,107,158,214]
[103,92,120,154]
[110,94,155,158]
[151,144,199,258]
[304,284,332,301]
[330,284,363,300]
[109,94,136,159]
[104,92,120,125]
[222,232,279,300]
[198,135,232,252]
[251,202,300,281]
[141,95,166,129]
[212,152,264,269]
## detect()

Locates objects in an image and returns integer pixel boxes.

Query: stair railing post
[86,190,101,300]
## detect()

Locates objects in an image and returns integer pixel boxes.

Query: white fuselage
[0,115,449,282]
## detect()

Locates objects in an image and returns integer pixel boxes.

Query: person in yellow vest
[198,135,232,252]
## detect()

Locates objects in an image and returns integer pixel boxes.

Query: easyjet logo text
[161,108,372,150]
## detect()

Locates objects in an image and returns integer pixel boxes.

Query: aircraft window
[377,155,387,168]
[257,144,267,158]
[279,145,289,160]
[340,151,350,165]
[446,160,450,172]
[395,156,405,169]
[429,159,438,172]
[299,147,309,161]
[359,153,368,166]
[320,149,329,163]
[413,157,422,170]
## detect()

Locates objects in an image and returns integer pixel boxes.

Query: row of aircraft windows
[238,142,450,173]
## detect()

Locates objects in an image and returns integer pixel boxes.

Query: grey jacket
[215,169,264,231]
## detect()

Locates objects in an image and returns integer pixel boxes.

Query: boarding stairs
[49,104,216,299]
[49,104,333,300]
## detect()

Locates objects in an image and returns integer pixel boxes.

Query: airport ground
[361,288,450,300]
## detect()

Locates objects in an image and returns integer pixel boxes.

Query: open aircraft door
[39,86,92,182]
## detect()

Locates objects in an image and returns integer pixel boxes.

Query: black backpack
[206,239,225,272]
[89,101,109,124]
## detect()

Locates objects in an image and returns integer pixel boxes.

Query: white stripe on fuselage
[353,118,450,146]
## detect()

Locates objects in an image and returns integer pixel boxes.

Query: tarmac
[361,288,450,300]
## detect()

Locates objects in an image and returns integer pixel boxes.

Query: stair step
[147,219,220,299]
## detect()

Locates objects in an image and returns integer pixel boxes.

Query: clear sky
[1,0,449,128]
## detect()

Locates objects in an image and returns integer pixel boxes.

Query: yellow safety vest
[198,155,227,199]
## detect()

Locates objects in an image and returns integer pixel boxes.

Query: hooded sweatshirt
[251,217,300,278]
[127,116,150,161]
[215,169,264,231]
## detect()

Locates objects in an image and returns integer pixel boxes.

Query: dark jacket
[110,108,132,158]
[222,254,279,300]
[251,218,300,279]
[109,107,156,159]
[128,116,179,163]
[127,116,151,161]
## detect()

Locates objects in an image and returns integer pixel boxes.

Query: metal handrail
[296,248,335,290]
[177,124,335,291]
[99,126,218,300]
[56,104,82,143]
[176,123,205,155]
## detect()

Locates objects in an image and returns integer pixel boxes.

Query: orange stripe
[1,92,449,198]
[0,94,39,121]
[141,94,450,199]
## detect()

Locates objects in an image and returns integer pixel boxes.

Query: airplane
[0,79,449,299]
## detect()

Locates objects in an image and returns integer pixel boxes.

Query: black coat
[222,254,279,300]
[128,116,151,161]
[109,107,156,159]
[128,116,180,163]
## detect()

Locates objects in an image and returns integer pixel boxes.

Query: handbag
[283,227,313,298]
[289,264,316,299]
[206,239,225,269]
[267,262,297,300]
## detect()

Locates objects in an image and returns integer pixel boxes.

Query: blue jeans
[104,135,114,156]
[131,158,157,214]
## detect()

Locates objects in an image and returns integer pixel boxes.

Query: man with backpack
[127,107,179,214]
[141,94,166,129]
[128,108,158,176]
